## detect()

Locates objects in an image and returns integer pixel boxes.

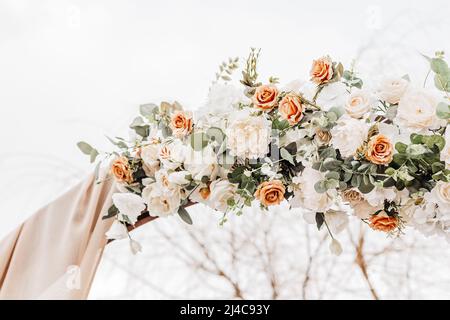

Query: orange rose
[111,157,133,183]
[365,134,393,165]
[278,94,304,125]
[254,180,285,206]
[252,85,279,110]
[310,56,333,84]
[369,212,398,232]
[199,186,211,200]
[170,111,193,138]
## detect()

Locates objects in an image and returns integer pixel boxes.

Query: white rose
[315,82,349,112]
[197,83,249,118]
[105,220,128,240]
[426,181,450,212]
[441,125,450,167]
[184,145,219,181]
[352,200,379,219]
[226,110,271,159]
[142,183,181,217]
[325,211,349,235]
[206,179,238,212]
[141,143,160,176]
[377,77,409,104]
[330,115,369,158]
[168,170,191,185]
[364,186,396,207]
[344,89,375,119]
[112,193,146,224]
[290,167,336,212]
[410,203,440,235]
[159,139,185,170]
[395,88,444,132]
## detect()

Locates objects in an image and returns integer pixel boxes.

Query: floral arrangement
[78,49,450,255]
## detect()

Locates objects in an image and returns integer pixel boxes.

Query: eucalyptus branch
[214,57,239,84]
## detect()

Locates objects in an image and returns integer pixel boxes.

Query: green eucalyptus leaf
[436,102,450,119]
[315,212,325,230]
[206,127,225,145]
[422,135,445,151]
[103,205,119,220]
[130,116,145,128]
[90,149,99,163]
[393,153,407,166]
[410,133,423,144]
[343,172,353,182]
[385,167,396,176]
[325,179,339,190]
[359,180,375,194]
[395,142,408,153]
[320,147,337,159]
[431,58,449,75]
[432,162,445,173]
[323,158,342,171]
[434,74,450,92]
[133,125,150,138]
[383,177,396,188]
[139,103,158,117]
[190,132,208,151]
[314,180,327,193]
[328,106,345,119]
[280,148,295,165]
[178,207,193,225]
[77,141,94,155]
[325,171,340,180]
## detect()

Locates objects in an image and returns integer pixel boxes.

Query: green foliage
[178,207,193,225]
[215,57,239,83]
[103,204,119,220]
[189,132,209,151]
[129,116,150,138]
[315,212,325,230]
[342,69,363,89]
[426,52,450,93]
[272,117,291,131]
[77,141,99,163]
[436,102,450,120]
[240,48,262,90]
[280,148,295,165]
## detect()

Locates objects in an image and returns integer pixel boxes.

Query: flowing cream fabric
[0,172,115,299]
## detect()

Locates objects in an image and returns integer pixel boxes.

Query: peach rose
[252,85,279,110]
[343,188,363,203]
[310,56,334,84]
[170,111,193,138]
[315,128,332,145]
[254,180,285,206]
[365,134,393,165]
[199,186,211,200]
[278,94,304,125]
[369,212,398,232]
[111,157,133,183]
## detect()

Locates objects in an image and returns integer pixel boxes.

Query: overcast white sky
[0,0,449,299]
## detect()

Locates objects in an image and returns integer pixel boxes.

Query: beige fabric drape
[0,172,115,299]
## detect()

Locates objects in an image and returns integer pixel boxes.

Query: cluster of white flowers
[79,52,449,255]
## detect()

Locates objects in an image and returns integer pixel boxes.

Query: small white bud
[329,238,343,256]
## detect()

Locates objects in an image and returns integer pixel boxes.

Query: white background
[1,0,450,299]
